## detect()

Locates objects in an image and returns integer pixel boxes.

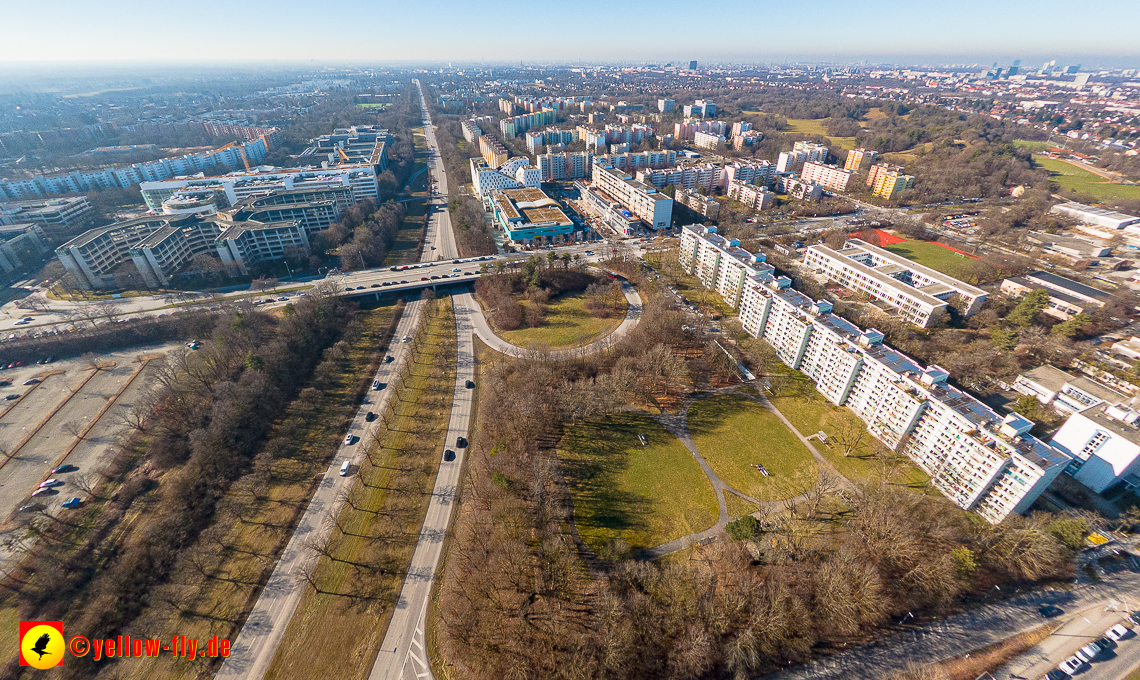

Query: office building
[803,238,988,327]
[591,166,672,230]
[215,219,310,277]
[727,181,775,210]
[488,187,576,244]
[479,136,509,169]
[801,162,854,192]
[0,196,92,239]
[845,148,878,171]
[999,271,1111,320]
[1050,403,1140,494]
[305,126,389,168]
[683,100,717,117]
[869,165,915,200]
[1014,365,1127,415]
[679,225,1069,523]
[0,223,50,274]
[676,190,720,220]
[658,99,675,113]
[219,187,349,235]
[694,130,726,150]
[470,157,541,198]
[1050,202,1140,231]
[140,166,376,212]
[689,60,698,70]
[536,151,592,181]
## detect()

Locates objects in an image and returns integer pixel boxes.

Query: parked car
[372,380,382,391]
[18,503,42,512]
[384,355,394,363]
[5,394,18,401]
[61,497,82,509]
[343,434,355,446]
[1106,624,1131,641]
[31,487,56,497]
[38,479,64,488]
[465,379,475,389]
[365,411,377,422]
[1057,657,1084,675]
[443,449,455,462]
[23,378,40,385]
[339,460,351,476]
[456,436,467,448]
[1044,668,1070,680]
[51,464,78,474]
[1075,643,1101,663]
[1039,605,1065,618]
[1092,636,1116,652]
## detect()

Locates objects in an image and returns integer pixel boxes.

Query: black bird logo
[31,633,53,660]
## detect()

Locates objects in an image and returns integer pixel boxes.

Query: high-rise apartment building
[479,137,509,169]
[536,151,592,181]
[679,225,1070,523]
[801,162,854,192]
[844,148,878,171]
[658,99,675,113]
[591,166,673,230]
[870,167,915,199]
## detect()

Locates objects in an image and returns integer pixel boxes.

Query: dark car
[1039,605,1064,618]
[4,394,18,401]
[365,411,377,422]
[356,286,365,290]
[465,379,475,389]
[382,281,391,286]
[453,259,461,264]
[430,275,440,280]
[1044,670,1070,680]
[370,283,381,288]
[51,464,78,474]
[443,449,456,462]
[456,436,467,448]
[0,380,10,386]
[345,287,354,291]
[384,355,394,363]
[1093,636,1117,652]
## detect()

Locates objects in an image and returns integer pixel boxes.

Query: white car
[1106,623,1131,641]
[1075,643,1100,663]
[1058,656,1084,675]
[343,434,355,446]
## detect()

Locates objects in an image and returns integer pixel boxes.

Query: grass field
[496,291,624,348]
[764,367,929,490]
[741,111,857,149]
[724,491,762,520]
[1034,156,1140,200]
[357,103,390,109]
[266,299,456,680]
[688,394,816,501]
[558,414,719,554]
[644,247,737,318]
[1013,140,1052,152]
[884,240,983,280]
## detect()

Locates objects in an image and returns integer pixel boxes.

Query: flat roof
[808,244,949,309]
[845,238,987,297]
[1080,404,1140,446]
[1024,270,1111,300]
[501,187,550,205]
[521,206,572,225]
[1020,365,1074,393]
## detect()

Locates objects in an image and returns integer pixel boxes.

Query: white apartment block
[803,238,987,327]
[461,119,483,143]
[777,150,808,173]
[592,166,672,230]
[727,181,775,210]
[470,157,541,198]
[731,121,752,137]
[680,228,1070,523]
[722,160,776,189]
[793,141,829,162]
[674,119,727,141]
[592,150,677,173]
[678,225,778,309]
[536,151,592,181]
[1014,365,1127,416]
[1051,403,1140,494]
[800,162,854,192]
[636,162,723,193]
[694,131,726,150]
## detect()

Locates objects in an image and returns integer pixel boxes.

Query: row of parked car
[1051,614,1138,678]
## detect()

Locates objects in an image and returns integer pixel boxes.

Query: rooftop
[1021,364,1074,393]
[1024,270,1111,300]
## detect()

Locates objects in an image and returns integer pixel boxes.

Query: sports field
[1035,156,1140,201]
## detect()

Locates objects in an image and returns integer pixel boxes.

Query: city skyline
[1,0,1138,65]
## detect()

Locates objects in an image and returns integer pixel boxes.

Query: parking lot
[0,342,180,527]
[999,599,1140,680]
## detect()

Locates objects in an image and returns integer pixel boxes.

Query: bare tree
[831,417,867,457]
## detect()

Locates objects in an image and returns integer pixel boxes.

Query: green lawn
[357,103,391,109]
[765,370,929,490]
[1034,156,1140,200]
[497,290,624,348]
[688,395,816,501]
[558,414,719,554]
[741,112,856,150]
[884,240,990,281]
[1013,140,1052,152]
[724,492,761,520]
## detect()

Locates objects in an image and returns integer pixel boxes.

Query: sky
[1,0,1137,66]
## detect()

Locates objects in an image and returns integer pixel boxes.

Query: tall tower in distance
[689,60,698,70]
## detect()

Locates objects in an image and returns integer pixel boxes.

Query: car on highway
[400,280,408,284]
[61,497,82,509]
[343,434,355,446]
[453,268,460,272]
[51,464,78,474]
[456,436,467,448]
[1057,656,1084,675]
[365,411,377,422]
[382,281,391,286]
[384,355,394,363]
[38,479,64,488]
[465,380,475,389]
[278,296,288,301]
[443,449,455,462]
[345,287,353,291]
[453,259,461,263]
[430,275,440,280]
[390,266,400,271]
[372,380,383,391]
[371,284,380,288]
[421,277,428,281]
[339,460,351,476]
[356,286,365,290]
[1106,624,1131,641]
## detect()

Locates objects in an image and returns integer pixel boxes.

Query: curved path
[470,278,643,359]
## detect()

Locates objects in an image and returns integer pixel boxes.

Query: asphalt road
[365,76,473,680]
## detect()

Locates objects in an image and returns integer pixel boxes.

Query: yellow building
[479,136,508,169]
[844,148,877,171]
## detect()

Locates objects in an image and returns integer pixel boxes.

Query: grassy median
[265,297,457,680]
[495,290,625,349]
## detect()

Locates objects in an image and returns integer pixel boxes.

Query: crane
[337,147,351,163]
